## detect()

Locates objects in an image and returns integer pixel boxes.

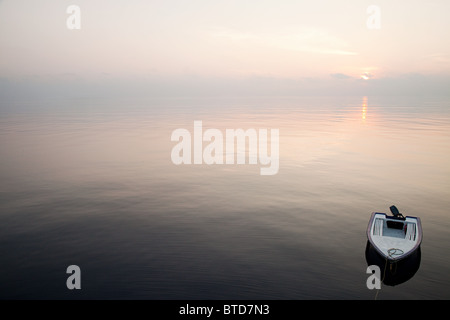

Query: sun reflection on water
[362,96,368,121]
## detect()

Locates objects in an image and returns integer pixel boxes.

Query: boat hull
[365,240,421,286]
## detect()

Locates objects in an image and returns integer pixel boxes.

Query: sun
[360,72,373,80]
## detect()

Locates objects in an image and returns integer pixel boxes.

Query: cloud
[330,73,352,80]
[211,26,358,56]
[2,72,450,103]
[428,53,450,64]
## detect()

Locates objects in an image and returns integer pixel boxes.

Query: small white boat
[367,206,422,262]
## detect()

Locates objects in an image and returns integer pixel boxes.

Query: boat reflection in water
[365,240,421,286]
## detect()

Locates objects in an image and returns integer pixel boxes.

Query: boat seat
[373,218,383,236]
[405,223,416,241]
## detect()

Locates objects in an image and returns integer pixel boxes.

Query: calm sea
[1,96,449,299]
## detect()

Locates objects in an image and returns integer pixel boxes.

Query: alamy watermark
[65,5,381,30]
[65,5,382,31]
[366,265,381,290]
[171,121,279,175]
[367,5,381,30]
[66,265,81,290]
[66,5,81,30]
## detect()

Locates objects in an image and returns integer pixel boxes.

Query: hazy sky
[1,0,450,97]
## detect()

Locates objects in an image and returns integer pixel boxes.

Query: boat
[367,205,422,262]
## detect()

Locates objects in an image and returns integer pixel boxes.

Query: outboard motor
[390,205,405,219]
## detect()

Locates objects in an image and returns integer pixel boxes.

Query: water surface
[1,96,449,299]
